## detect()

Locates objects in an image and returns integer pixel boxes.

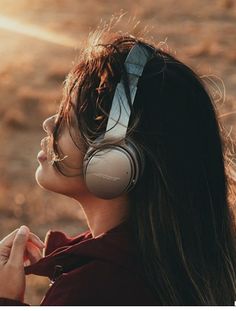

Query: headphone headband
[104,44,152,141]
[83,43,152,199]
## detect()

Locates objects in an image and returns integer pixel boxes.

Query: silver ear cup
[83,141,142,199]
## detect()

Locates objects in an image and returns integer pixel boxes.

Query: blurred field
[0,0,235,305]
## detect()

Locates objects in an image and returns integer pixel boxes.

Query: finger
[8,225,30,267]
[25,242,42,264]
[0,228,19,247]
[28,232,45,249]
[24,259,31,267]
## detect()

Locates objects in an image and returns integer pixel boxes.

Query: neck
[74,194,130,238]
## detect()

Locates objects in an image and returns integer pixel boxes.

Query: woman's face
[35,114,89,198]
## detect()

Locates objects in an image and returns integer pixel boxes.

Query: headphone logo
[92,173,121,182]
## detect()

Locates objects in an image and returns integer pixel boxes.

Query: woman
[0,28,235,306]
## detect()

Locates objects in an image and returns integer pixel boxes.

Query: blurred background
[0,0,235,305]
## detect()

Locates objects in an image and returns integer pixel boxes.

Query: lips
[37,150,47,162]
[37,137,49,162]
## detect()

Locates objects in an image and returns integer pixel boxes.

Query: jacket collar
[25,220,138,280]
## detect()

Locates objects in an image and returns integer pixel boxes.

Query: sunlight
[0,15,78,48]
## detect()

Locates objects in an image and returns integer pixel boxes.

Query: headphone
[83,43,152,199]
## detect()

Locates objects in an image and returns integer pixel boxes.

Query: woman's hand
[0,226,45,302]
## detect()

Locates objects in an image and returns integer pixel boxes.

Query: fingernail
[18,226,29,235]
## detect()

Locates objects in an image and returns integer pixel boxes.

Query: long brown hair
[51,29,236,305]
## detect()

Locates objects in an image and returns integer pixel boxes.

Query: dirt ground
[0,0,235,305]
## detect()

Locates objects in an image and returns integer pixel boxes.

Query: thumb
[8,226,30,267]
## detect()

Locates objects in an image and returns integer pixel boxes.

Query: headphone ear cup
[83,140,143,199]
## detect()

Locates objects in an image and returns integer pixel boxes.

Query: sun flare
[0,15,77,48]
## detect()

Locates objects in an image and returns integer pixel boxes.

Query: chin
[35,164,87,198]
[35,164,61,191]
[35,165,54,191]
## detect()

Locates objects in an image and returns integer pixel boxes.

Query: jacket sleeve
[0,297,29,306]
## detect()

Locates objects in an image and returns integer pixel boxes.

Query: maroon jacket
[0,221,158,306]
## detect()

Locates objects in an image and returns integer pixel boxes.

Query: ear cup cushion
[83,140,143,199]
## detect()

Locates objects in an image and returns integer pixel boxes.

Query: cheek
[57,131,85,170]
[62,151,84,171]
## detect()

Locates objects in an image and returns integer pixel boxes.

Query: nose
[43,114,57,134]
